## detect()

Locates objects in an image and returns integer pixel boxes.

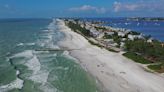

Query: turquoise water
[0,19,98,92]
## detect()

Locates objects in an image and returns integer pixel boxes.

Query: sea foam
[25,55,41,74]
[16,42,35,47]
[62,51,77,61]
[11,50,33,58]
[11,50,53,87]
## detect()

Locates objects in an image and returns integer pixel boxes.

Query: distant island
[127,17,164,21]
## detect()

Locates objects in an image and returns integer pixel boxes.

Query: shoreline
[57,19,164,92]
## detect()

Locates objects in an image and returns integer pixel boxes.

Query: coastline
[57,19,164,92]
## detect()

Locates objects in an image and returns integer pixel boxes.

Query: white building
[97,32,104,39]
[147,38,153,43]
[128,34,144,40]
[105,32,115,35]
[80,24,85,28]
[122,38,126,41]
[137,34,144,39]
[128,34,135,40]
[90,28,100,38]
[85,24,91,30]
[118,32,126,37]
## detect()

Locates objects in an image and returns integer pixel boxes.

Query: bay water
[83,18,164,42]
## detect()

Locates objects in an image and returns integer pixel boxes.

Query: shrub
[123,52,152,64]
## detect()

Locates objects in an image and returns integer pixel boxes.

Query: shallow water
[0,19,98,92]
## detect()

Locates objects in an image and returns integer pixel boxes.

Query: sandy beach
[57,19,164,92]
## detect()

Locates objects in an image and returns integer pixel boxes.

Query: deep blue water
[83,18,164,42]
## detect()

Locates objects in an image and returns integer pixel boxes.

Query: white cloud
[69,5,94,11]
[113,2,141,12]
[113,1,164,12]
[69,5,106,14]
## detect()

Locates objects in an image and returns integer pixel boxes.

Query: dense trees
[66,21,90,37]
[124,39,164,72]
[125,39,164,62]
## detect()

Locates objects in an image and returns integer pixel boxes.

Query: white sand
[57,19,164,92]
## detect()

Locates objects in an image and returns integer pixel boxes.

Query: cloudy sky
[0,0,164,18]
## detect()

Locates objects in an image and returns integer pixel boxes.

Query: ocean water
[83,18,164,42]
[0,19,98,92]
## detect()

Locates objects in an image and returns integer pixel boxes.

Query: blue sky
[0,0,164,18]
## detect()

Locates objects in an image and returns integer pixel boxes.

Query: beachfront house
[128,34,135,40]
[90,31,100,38]
[118,32,126,37]
[80,24,85,28]
[121,38,126,41]
[105,31,115,35]
[127,32,145,41]
[137,34,144,39]
[161,43,164,47]
[90,28,100,38]
[102,39,115,47]
[85,24,92,30]
[97,32,105,39]
[147,38,153,43]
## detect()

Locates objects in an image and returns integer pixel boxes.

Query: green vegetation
[123,52,152,64]
[113,32,121,46]
[88,40,102,48]
[106,48,119,53]
[66,21,90,37]
[103,33,112,39]
[124,39,164,72]
[88,39,118,52]
[125,39,164,62]
[103,32,121,46]
[129,31,140,35]
[148,64,164,73]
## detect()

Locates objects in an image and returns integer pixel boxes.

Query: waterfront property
[65,18,164,73]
